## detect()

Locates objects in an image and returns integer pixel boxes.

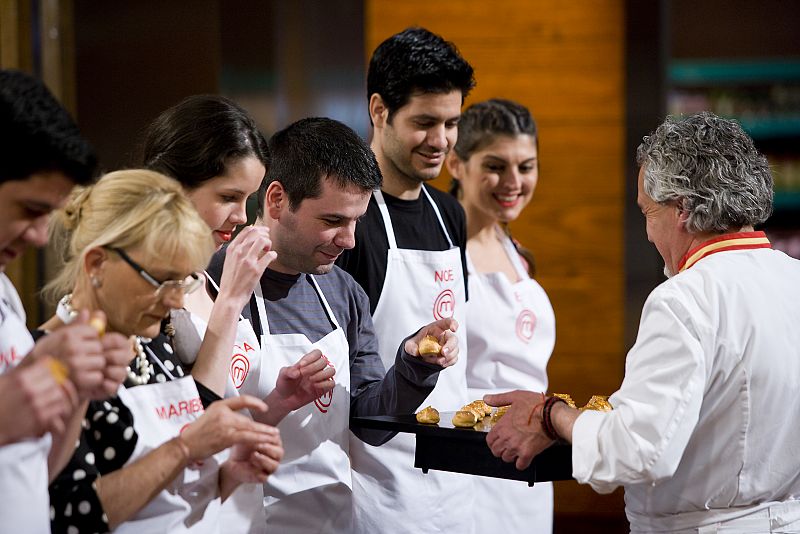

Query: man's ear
[265,181,287,219]
[369,93,388,129]
[445,151,463,180]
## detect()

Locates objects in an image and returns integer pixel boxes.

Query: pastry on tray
[415,405,440,424]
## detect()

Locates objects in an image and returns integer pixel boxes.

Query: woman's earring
[91,275,102,288]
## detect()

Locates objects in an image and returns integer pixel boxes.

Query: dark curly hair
[367,27,475,124]
[0,69,97,185]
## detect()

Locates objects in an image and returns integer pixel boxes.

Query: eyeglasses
[108,247,203,296]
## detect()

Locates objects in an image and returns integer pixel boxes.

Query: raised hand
[404,317,459,368]
[218,225,277,307]
[0,357,77,444]
[32,310,107,400]
[222,432,284,485]
[263,349,336,424]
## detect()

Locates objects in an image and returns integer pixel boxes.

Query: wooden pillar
[1,0,74,326]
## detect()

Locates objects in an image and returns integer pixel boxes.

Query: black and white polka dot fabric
[47,333,217,534]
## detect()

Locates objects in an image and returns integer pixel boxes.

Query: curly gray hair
[636,112,773,233]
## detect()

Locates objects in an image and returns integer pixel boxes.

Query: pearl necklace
[57,293,154,385]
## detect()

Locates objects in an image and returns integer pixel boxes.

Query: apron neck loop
[373,187,454,249]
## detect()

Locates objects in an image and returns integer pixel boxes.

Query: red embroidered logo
[433,289,455,320]
[515,309,537,343]
[229,342,255,389]
[313,354,335,413]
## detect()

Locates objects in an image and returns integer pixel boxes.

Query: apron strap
[373,186,454,249]
[203,270,246,321]
[143,343,176,380]
[308,275,342,330]
[373,189,398,249]
[497,228,530,280]
[253,281,270,337]
[420,186,454,248]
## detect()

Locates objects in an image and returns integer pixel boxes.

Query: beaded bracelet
[541,396,566,441]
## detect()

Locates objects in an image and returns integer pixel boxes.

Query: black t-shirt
[336,184,469,313]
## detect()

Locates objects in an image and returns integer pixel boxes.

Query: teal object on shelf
[774,191,800,211]
[669,59,800,85]
[738,116,800,140]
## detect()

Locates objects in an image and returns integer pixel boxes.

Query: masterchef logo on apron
[433,289,455,320]
[515,309,537,343]
[313,354,335,413]
[229,342,256,389]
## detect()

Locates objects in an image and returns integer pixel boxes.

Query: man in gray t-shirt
[210,117,462,532]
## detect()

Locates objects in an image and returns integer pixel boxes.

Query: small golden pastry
[89,313,106,337]
[46,357,69,385]
[417,335,442,356]
[581,395,613,412]
[469,400,492,416]
[463,405,483,421]
[415,406,440,424]
[552,393,577,409]
[452,410,478,428]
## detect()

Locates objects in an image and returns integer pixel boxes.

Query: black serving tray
[350,412,573,486]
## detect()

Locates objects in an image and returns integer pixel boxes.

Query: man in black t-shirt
[336,27,478,534]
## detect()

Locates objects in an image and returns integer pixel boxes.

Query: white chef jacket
[572,237,800,533]
[0,273,52,533]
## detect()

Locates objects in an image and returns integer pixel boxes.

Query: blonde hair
[45,169,214,301]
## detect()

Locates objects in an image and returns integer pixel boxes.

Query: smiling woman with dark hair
[446,98,556,534]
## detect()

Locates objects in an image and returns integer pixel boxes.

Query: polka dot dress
[47,333,196,534]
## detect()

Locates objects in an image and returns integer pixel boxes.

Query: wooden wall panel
[366,1,627,529]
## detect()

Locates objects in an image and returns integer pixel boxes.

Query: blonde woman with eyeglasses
[40,169,284,534]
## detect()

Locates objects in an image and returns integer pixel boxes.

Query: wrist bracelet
[541,396,566,441]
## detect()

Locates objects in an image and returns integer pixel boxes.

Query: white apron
[0,274,51,534]
[114,347,222,534]
[253,274,352,534]
[349,188,473,534]
[465,230,556,533]
[184,273,267,534]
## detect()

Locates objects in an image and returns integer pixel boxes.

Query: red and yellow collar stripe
[678,231,771,273]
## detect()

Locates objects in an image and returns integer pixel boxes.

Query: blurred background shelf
[669,59,800,86]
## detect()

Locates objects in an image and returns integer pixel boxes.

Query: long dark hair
[142,95,269,188]
[450,98,539,277]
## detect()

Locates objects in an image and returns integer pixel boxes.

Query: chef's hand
[263,349,336,424]
[179,395,278,462]
[0,357,77,444]
[405,318,459,368]
[31,310,108,401]
[219,225,277,308]
[484,390,554,470]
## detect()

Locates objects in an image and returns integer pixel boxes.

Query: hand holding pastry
[405,318,459,368]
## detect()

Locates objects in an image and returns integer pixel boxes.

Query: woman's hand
[218,225,277,307]
[179,395,277,462]
[404,318,459,368]
[222,433,284,485]
[263,349,336,424]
